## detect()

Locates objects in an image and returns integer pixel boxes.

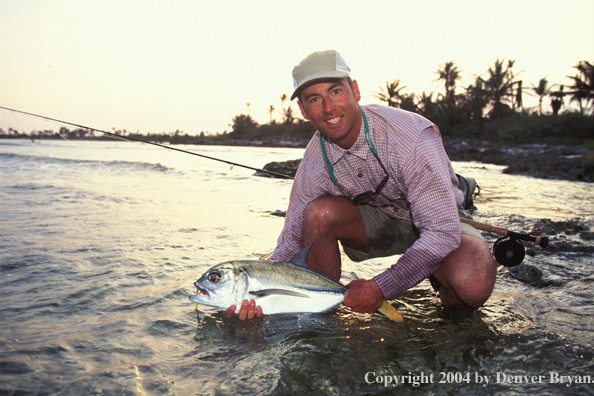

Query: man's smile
[326,116,343,125]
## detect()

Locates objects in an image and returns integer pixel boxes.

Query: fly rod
[460,218,548,248]
[0,106,552,255]
[0,106,294,179]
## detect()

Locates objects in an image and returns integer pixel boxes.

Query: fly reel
[493,236,525,267]
[460,218,549,267]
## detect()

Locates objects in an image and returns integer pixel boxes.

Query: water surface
[1,139,593,395]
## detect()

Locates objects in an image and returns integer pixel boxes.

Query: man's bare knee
[304,196,342,230]
[435,234,496,309]
[303,195,360,237]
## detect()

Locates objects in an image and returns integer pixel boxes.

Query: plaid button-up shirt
[272,104,464,299]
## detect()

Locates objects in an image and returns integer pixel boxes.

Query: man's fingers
[224,305,237,318]
[246,300,257,320]
[346,279,366,288]
[238,300,250,320]
[227,300,263,320]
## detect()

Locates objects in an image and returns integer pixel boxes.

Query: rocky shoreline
[444,142,593,183]
[256,142,593,183]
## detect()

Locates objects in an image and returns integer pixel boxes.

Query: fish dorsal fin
[249,289,310,298]
[288,245,343,285]
[288,245,313,268]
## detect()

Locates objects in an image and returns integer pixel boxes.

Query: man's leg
[432,234,496,309]
[301,195,367,281]
[301,195,496,309]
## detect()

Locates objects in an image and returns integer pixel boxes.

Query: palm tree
[530,77,551,115]
[283,106,295,124]
[399,93,418,112]
[566,60,594,116]
[230,114,258,138]
[279,94,288,112]
[433,61,463,103]
[268,105,276,124]
[480,58,521,119]
[550,86,565,115]
[513,80,525,112]
[372,79,407,107]
[417,91,437,120]
[464,76,490,125]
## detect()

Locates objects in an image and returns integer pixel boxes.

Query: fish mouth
[193,282,211,298]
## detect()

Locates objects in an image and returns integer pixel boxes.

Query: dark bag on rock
[456,174,480,214]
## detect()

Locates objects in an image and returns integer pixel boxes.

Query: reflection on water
[0,139,593,395]
[452,161,594,220]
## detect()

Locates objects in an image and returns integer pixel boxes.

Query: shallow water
[1,139,593,395]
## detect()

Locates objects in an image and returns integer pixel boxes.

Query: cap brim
[291,72,349,100]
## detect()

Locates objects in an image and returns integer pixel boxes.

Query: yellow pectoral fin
[377,299,403,322]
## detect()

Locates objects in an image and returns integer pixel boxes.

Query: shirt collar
[324,106,373,165]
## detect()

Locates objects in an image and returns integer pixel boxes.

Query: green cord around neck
[319,107,376,183]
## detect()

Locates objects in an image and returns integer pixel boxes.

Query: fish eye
[208,271,222,283]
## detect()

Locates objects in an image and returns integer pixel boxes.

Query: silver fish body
[189,253,347,315]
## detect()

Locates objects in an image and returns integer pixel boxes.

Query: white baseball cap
[291,50,351,100]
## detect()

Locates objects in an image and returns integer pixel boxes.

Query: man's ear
[351,79,362,102]
[297,100,310,120]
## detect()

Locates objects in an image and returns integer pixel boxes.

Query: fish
[189,246,403,321]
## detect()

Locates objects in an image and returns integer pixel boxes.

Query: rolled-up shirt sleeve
[270,169,309,262]
[373,126,461,299]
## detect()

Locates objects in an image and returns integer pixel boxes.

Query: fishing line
[0,106,295,180]
[23,113,173,234]
[82,125,235,174]
[10,111,28,135]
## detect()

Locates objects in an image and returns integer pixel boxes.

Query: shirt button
[357,173,363,178]
[346,151,352,155]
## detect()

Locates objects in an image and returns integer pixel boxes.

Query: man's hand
[344,279,384,314]
[224,299,263,320]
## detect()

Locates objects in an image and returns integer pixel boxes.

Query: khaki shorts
[342,205,485,262]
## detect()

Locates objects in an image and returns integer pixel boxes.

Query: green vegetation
[2,59,592,148]
[449,112,594,147]
[377,59,593,148]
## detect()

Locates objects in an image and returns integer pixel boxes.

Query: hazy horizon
[1,0,592,135]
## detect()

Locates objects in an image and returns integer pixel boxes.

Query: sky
[1,0,593,135]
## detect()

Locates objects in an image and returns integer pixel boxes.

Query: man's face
[297,79,362,149]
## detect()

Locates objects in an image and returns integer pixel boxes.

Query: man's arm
[373,126,462,300]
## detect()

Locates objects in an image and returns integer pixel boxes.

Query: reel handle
[460,219,549,248]
[507,231,549,249]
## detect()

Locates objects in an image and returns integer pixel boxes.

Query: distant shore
[2,136,592,182]
[256,140,594,183]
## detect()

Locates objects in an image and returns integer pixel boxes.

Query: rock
[580,231,594,240]
[268,210,286,217]
[444,142,594,183]
[528,218,590,236]
[255,159,301,178]
[508,264,543,285]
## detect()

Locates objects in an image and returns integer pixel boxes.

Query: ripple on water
[1,141,593,395]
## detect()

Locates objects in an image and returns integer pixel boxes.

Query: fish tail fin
[378,299,403,322]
